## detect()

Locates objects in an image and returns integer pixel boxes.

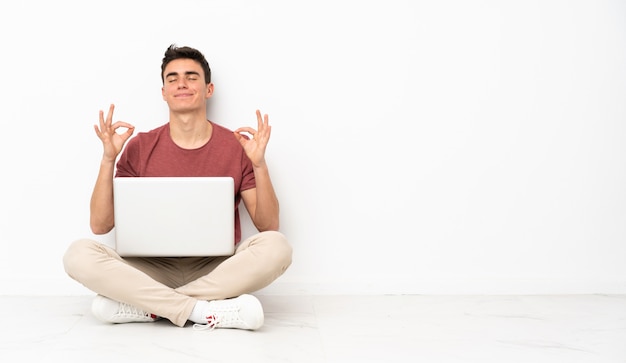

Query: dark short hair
[161,44,211,84]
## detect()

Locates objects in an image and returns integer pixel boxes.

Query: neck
[169,112,213,149]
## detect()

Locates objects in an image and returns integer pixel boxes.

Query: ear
[205,83,214,99]
[162,86,166,100]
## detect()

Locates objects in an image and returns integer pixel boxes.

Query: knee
[262,231,293,270]
[62,239,100,278]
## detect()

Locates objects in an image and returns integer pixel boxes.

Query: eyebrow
[165,71,201,78]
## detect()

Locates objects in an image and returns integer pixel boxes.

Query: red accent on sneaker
[205,314,217,328]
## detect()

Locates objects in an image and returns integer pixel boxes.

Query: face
[161,58,213,113]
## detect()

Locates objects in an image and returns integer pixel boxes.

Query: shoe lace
[192,304,241,331]
[193,315,219,331]
[118,302,156,320]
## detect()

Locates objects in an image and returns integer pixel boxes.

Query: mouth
[174,93,194,98]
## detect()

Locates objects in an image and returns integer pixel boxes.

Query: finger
[111,121,135,130]
[94,124,103,139]
[110,122,135,140]
[98,109,106,131]
[259,118,271,141]
[121,125,135,140]
[233,132,247,146]
[263,114,270,136]
[256,109,263,129]
[257,110,267,135]
[105,104,115,126]
[256,110,270,130]
[265,124,272,140]
[234,127,256,136]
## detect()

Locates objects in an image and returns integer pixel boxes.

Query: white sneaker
[193,294,264,331]
[91,295,159,324]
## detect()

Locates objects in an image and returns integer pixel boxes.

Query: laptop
[113,177,235,257]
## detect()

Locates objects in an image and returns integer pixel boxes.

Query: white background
[0,0,624,295]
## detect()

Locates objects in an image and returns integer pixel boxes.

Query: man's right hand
[94,104,135,162]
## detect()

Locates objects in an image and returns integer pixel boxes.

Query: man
[63,44,293,330]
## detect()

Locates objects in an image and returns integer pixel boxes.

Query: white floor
[0,294,624,362]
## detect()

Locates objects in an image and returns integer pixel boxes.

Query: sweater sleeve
[115,137,140,177]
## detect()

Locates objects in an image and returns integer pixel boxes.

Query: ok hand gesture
[94,104,135,162]
[234,110,272,168]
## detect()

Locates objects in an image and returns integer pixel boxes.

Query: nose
[176,78,188,89]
